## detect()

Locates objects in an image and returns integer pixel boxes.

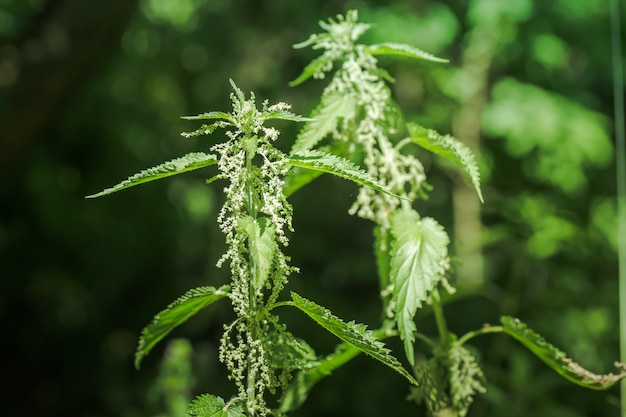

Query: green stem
[244,137,260,416]
[431,289,450,349]
[457,325,504,346]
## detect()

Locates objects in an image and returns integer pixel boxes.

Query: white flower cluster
[193,84,302,414]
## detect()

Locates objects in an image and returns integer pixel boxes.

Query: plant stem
[244,141,259,416]
[457,325,504,346]
[431,288,450,349]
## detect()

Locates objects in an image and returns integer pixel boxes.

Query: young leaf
[289,292,418,386]
[366,43,449,63]
[186,394,245,417]
[283,150,399,198]
[289,52,334,87]
[237,216,276,290]
[390,208,450,366]
[407,123,483,203]
[261,107,313,123]
[181,111,232,121]
[290,92,357,154]
[86,152,218,198]
[135,285,230,369]
[501,316,626,390]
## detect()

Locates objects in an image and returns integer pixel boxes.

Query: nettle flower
[181,80,309,414]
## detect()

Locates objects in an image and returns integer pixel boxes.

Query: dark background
[0,0,623,416]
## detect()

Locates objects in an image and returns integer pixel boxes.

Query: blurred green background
[0,0,623,416]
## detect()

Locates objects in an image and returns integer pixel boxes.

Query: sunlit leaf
[261,109,312,123]
[86,153,218,198]
[237,216,276,290]
[407,123,483,203]
[283,150,399,198]
[135,285,230,369]
[501,316,626,390]
[290,92,357,154]
[289,292,418,386]
[186,394,245,417]
[366,43,449,63]
[181,111,232,121]
[390,208,450,365]
[289,53,334,87]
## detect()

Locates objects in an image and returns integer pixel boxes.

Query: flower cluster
[299,10,427,230]
[182,82,306,414]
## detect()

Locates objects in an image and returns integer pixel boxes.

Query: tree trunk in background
[451,20,498,286]
[0,0,139,187]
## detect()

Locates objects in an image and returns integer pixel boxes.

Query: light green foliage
[501,316,626,390]
[150,339,194,417]
[86,152,218,198]
[482,78,612,194]
[186,394,245,417]
[135,285,230,369]
[407,123,483,203]
[289,292,418,386]
[389,208,450,365]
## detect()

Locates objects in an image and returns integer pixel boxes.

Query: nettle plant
[88,10,625,417]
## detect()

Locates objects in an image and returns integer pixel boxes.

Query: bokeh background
[0,0,623,416]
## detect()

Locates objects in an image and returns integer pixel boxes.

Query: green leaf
[501,316,626,390]
[366,43,449,63]
[282,167,323,198]
[290,92,357,154]
[283,150,399,198]
[278,321,396,413]
[289,292,418,386]
[407,123,483,203]
[263,329,318,371]
[86,152,218,198]
[261,108,312,123]
[278,341,360,413]
[390,208,450,366]
[186,394,245,417]
[135,285,230,369]
[237,216,276,290]
[181,111,232,121]
[289,53,334,87]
